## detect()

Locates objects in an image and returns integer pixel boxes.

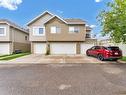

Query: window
[86,34,91,38]
[69,27,80,33]
[95,46,101,50]
[91,46,100,50]
[86,34,90,38]
[107,47,119,51]
[33,27,45,36]
[25,36,28,40]
[0,27,6,36]
[51,26,61,33]
[86,32,91,38]
[91,46,95,50]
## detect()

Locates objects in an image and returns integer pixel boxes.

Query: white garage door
[81,44,94,54]
[0,43,10,55]
[50,43,76,54]
[34,43,46,54]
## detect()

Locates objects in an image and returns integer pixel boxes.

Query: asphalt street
[0,63,125,95]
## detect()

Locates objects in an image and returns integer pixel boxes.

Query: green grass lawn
[0,53,30,61]
[121,56,126,61]
[0,55,9,57]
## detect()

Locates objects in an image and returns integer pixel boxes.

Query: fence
[101,43,126,56]
[115,44,126,56]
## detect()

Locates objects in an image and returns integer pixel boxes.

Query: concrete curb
[117,60,126,63]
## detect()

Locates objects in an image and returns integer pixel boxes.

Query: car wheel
[86,51,90,56]
[97,54,104,61]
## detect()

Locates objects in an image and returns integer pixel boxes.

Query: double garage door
[50,43,76,54]
[0,43,10,55]
[33,43,76,54]
[33,43,94,55]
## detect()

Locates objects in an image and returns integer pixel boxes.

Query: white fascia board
[26,11,54,26]
[44,15,68,25]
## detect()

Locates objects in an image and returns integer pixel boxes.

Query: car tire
[113,59,118,61]
[97,54,104,61]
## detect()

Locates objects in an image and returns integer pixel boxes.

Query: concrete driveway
[1,54,117,64]
[0,63,125,95]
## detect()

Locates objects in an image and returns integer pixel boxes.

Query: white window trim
[51,26,56,34]
[0,26,6,36]
[69,26,80,33]
[33,27,45,36]
[69,27,74,33]
[51,26,61,34]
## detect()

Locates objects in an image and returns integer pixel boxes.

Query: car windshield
[107,47,119,50]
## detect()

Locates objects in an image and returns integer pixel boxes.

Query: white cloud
[90,25,97,28]
[86,24,96,28]
[0,0,22,10]
[95,0,102,3]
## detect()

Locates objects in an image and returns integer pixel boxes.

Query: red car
[86,46,122,61]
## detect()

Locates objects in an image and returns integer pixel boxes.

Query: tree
[97,0,126,43]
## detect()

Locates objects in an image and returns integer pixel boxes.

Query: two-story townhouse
[27,11,97,55]
[0,19,30,55]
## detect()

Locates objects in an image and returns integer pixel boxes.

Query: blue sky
[0,0,110,35]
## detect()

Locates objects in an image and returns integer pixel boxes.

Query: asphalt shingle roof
[0,19,28,34]
[64,19,86,25]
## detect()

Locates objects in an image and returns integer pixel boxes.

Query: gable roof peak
[44,15,68,24]
[42,10,54,16]
[26,10,54,26]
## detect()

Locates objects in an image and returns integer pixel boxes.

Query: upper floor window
[86,32,91,38]
[0,27,6,36]
[86,34,91,38]
[51,26,61,34]
[33,27,45,36]
[25,36,28,41]
[69,27,80,33]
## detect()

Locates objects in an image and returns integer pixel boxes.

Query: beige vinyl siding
[0,24,10,41]
[10,27,30,52]
[28,13,53,41]
[45,17,86,42]
[10,27,29,44]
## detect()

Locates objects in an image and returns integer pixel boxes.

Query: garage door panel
[50,43,76,54]
[81,44,94,54]
[34,43,46,54]
[0,43,10,55]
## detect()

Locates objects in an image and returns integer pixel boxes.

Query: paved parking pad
[0,54,117,64]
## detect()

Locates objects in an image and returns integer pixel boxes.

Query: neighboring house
[86,26,92,38]
[27,11,96,55]
[0,19,30,55]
